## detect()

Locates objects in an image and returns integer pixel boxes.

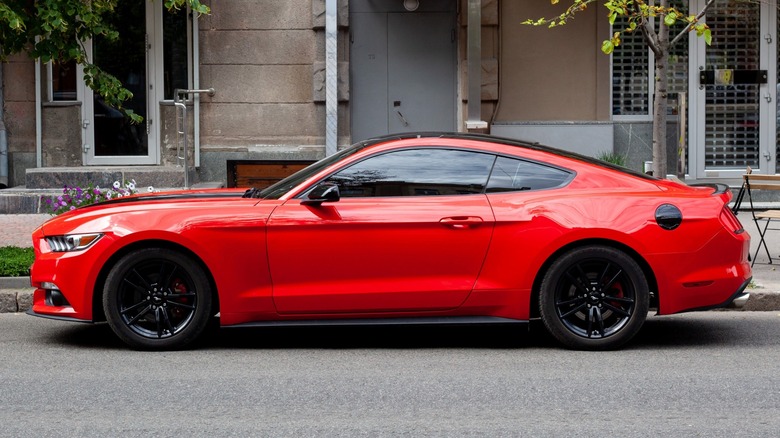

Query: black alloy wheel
[539,245,649,350]
[103,248,213,350]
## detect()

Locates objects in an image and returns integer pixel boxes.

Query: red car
[28,133,751,350]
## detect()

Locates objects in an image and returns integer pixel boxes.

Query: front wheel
[103,248,213,350]
[539,246,649,350]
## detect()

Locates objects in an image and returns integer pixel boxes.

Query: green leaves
[695,23,712,45]
[602,40,615,55]
[601,32,621,55]
[0,0,210,121]
[664,11,678,27]
[527,1,715,52]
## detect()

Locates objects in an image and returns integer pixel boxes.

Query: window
[163,6,190,99]
[323,148,496,197]
[486,157,572,193]
[611,17,649,116]
[611,1,689,118]
[49,60,77,101]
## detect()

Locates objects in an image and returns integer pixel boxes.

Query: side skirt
[223,316,527,329]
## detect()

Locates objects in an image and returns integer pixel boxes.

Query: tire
[103,248,213,350]
[539,245,649,350]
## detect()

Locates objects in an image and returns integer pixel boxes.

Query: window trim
[297,146,576,199]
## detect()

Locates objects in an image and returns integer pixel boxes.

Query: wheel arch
[529,238,658,319]
[91,239,220,322]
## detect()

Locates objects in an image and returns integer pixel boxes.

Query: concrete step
[25,166,188,189]
[0,166,224,214]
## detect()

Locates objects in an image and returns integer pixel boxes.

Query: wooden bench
[738,169,780,265]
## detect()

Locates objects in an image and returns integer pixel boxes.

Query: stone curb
[0,289,32,313]
[1,278,779,314]
[0,277,32,313]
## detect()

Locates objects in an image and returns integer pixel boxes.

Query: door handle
[439,216,483,228]
[396,110,409,127]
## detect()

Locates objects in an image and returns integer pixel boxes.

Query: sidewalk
[1,211,780,312]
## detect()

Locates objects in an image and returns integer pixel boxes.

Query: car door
[267,148,497,314]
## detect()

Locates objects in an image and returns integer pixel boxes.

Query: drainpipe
[0,63,8,188]
[465,0,487,132]
[324,0,338,156]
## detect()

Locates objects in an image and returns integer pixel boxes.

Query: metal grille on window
[612,16,649,116]
[705,0,760,169]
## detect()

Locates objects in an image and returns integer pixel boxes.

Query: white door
[83,2,158,165]
[691,0,774,178]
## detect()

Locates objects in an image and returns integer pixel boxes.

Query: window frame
[297,146,576,200]
[154,1,194,104]
[46,60,81,103]
[485,155,575,193]
[315,147,497,198]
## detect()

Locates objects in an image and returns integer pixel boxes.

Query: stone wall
[3,54,37,187]
[41,105,82,167]
[197,0,350,154]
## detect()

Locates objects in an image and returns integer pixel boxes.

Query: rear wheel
[103,248,213,350]
[539,246,649,350]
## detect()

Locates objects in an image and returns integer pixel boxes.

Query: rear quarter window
[486,156,572,193]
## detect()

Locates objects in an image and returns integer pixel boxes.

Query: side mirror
[302,183,340,206]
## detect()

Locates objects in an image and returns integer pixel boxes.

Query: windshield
[257,144,367,199]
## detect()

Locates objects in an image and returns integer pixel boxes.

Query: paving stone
[0,290,18,313]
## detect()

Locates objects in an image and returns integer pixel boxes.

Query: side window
[486,156,571,193]
[323,149,495,197]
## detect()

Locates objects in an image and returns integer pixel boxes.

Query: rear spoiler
[689,182,730,195]
[689,183,733,206]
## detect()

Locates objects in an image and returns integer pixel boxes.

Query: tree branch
[640,18,662,57]
[670,0,715,47]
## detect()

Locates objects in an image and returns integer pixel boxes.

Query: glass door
[692,0,773,178]
[84,2,157,165]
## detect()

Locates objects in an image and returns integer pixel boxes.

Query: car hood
[37,188,268,237]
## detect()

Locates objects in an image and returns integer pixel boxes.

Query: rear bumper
[729,292,750,309]
[677,277,752,313]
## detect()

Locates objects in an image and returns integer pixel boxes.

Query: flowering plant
[45,180,154,215]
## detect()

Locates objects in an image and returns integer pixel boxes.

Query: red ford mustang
[29,133,751,350]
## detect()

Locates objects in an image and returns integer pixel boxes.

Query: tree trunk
[652,18,670,178]
[652,59,668,178]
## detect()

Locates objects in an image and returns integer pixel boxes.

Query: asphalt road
[1,312,780,437]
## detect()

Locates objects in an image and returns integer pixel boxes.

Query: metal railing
[174,88,215,189]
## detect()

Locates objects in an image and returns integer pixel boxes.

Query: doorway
[83,2,157,165]
[690,0,775,178]
[350,1,457,142]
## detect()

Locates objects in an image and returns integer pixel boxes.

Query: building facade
[0,0,778,189]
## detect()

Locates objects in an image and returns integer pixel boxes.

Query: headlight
[45,233,103,252]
